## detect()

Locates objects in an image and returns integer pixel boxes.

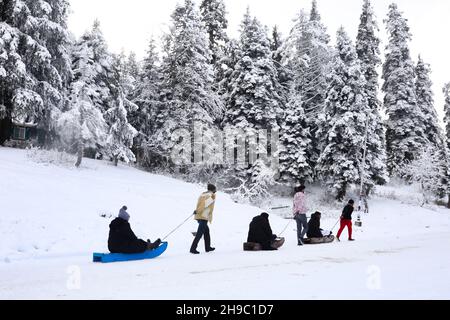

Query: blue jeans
[295,214,308,243]
[191,220,212,251]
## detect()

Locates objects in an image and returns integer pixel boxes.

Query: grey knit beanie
[118,206,130,221]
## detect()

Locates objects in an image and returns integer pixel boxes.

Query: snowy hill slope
[0,147,449,299]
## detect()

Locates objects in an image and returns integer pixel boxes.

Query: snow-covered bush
[26,147,76,167]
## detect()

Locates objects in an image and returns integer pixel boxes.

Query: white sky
[68,0,450,120]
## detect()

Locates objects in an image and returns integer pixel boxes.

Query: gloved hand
[193,210,197,215]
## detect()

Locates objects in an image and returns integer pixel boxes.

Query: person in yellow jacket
[190,184,217,254]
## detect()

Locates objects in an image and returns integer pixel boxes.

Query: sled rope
[278,218,294,237]
[330,216,341,232]
[162,213,193,241]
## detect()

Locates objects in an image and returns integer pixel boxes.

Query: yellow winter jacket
[194,191,216,223]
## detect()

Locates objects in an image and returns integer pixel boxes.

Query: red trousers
[337,219,352,240]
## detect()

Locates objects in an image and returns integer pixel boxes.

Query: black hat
[348,200,355,205]
[207,184,217,193]
[261,212,269,219]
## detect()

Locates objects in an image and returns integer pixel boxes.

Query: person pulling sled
[293,185,309,246]
[190,184,217,255]
[336,200,356,242]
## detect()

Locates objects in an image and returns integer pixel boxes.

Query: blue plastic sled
[93,242,168,263]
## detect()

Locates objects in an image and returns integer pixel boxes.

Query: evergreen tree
[407,145,449,204]
[104,92,138,166]
[0,0,72,146]
[444,83,450,151]
[130,38,164,166]
[279,91,313,184]
[415,56,442,148]
[443,83,450,207]
[224,9,284,186]
[60,21,136,166]
[59,22,110,166]
[217,38,239,107]
[281,9,309,88]
[356,0,388,187]
[382,3,427,176]
[280,3,332,173]
[270,25,291,108]
[299,1,332,168]
[158,0,223,174]
[200,0,228,67]
[316,28,370,200]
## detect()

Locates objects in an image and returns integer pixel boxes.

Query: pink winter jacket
[293,192,307,216]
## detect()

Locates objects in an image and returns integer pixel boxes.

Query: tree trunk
[447,194,450,209]
[0,117,12,146]
[114,155,119,166]
[75,142,84,168]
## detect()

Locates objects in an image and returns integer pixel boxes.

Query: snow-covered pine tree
[298,1,332,169]
[442,83,450,207]
[444,83,450,151]
[69,21,114,115]
[103,52,138,166]
[382,3,427,177]
[224,9,284,191]
[270,26,291,109]
[217,38,239,107]
[407,145,448,205]
[104,91,138,166]
[279,91,313,184]
[200,0,228,69]
[112,51,137,105]
[0,0,72,146]
[414,58,448,202]
[316,27,370,201]
[126,52,141,85]
[356,0,388,188]
[61,21,136,166]
[58,82,107,168]
[415,56,442,148]
[130,39,164,166]
[280,9,309,86]
[158,0,223,177]
[59,21,111,167]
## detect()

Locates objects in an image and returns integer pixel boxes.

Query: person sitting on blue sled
[108,206,161,254]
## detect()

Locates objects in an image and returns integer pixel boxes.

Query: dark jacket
[342,205,354,220]
[108,218,147,254]
[247,214,277,250]
[307,212,323,238]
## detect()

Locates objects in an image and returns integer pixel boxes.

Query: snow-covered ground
[0,146,449,300]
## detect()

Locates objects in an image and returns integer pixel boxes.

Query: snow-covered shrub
[26,147,76,167]
[221,161,278,207]
[405,146,447,205]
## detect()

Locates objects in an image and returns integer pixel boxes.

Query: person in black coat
[108,206,161,254]
[307,212,324,239]
[247,213,278,250]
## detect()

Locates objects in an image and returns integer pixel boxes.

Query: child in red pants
[337,199,355,241]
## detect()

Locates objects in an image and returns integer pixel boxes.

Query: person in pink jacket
[293,185,308,245]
